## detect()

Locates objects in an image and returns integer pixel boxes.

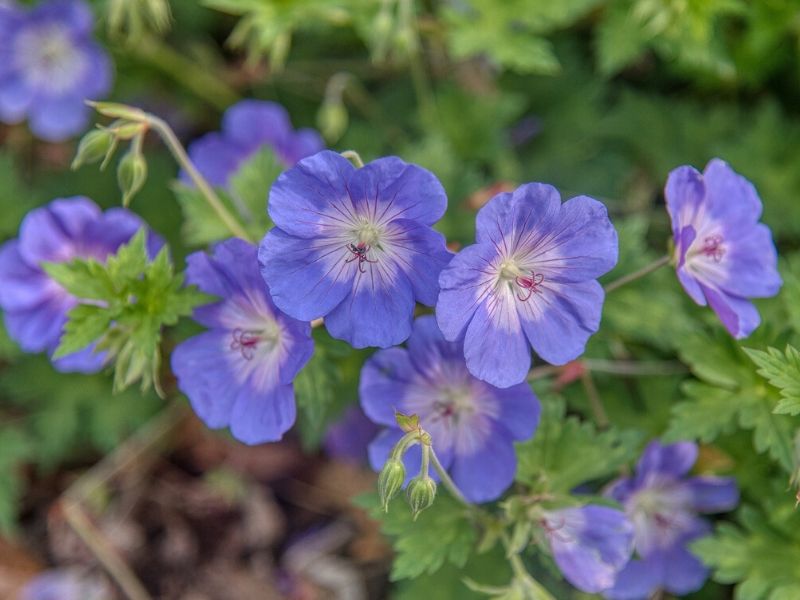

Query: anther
[701,235,724,262]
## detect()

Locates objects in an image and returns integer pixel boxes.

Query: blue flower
[360,316,539,503]
[436,183,618,388]
[0,197,160,373]
[323,405,379,465]
[171,238,314,445]
[603,440,739,599]
[0,0,112,141]
[542,505,634,594]
[666,159,782,339]
[21,569,109,600]
[184,99,324,189]
[259,151,453,349]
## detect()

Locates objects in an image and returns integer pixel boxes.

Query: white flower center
[14,24,88,93]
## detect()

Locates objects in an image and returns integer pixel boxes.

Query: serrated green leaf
[356,491,477,580]
[173,183,236,246]
[515,396,641,493]
[53,304,112,359]
[42,259,114,300]
[746,346,800,416]
[693,505,800,598]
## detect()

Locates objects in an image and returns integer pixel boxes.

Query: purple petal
[18,197,100,264]
[701,284,761,339]
[0,240,54,312]
[229,380,297,444]
[347,156,447,226]
[3,298,70,353]
[81,43,113,98]
[185,132,249,188]
[359,347,415,426]
[436,243,497,342]
[287,128,325,164]
[475,183,561,246]
[222,99,293,154]
[492,382,540,441]
[603,557,662,600]
[716,223,781,298]
[0,74,33,122]
[703,159,763,228]
[547,506,634,594]
[518,279,604,366]
[383,218,452,306]
[665,165,705,237]
[171,331,241,430]
[52,343,106,374]
[463,288,531,388]
[657,543,709,595]
[259,227,354,321]
[449,422,517,503]
[34,0,94,34]
[527,194,618,283]
[324,258,416,348]
[324,405,378,464]
[28,94,90,141]
[636,440,697,480]
[405,314,463,374]
[687,476,739,513]
[267,150,356,238]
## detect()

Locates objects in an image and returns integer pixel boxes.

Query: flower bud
[318,101,348,143]
[378,457,406,511]
[87,101,147,122]
[117,148,148,207]
[406,475,436,520]
[71,129,114,170]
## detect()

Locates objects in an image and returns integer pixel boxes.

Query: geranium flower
[436,183,618,388]
[0,197,160,373]
[541,505,634,594]
[184,99,324,188]
[666,159,781,339]
[171,238,314,444]
[603,440,739,599]
[323,405,379,465]
[360,315,539,503]
[0,0,112,141]
[259,151,452,348]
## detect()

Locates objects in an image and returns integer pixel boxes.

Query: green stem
[604,255,671,293]
[341,149,365,168]
[430,447,471,508]
[144,113,251,241]
[129,35,239,111]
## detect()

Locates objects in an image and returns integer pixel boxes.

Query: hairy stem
[604,254,671,293]
[144,114,251,241]
[429,447,471,508]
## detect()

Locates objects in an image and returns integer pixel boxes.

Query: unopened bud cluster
[377,413,438,520]
[72,102,151,207]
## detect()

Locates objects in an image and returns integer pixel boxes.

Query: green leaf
[746,346,800,416]
[693,505,800,599]
[53,304,112,358]
[0,427,34,534]
[356,491,477,581]
[173,183,235,246]
[666,330,796,472]
[228,146,281,231]
[515,396,640,493]
[42,259,114,300]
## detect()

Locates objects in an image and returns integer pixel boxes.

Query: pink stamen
[701,235,724,262]
[515,272,545,301]
[230,328,260,360]
[345,242,378,273]
[540,517,573,543]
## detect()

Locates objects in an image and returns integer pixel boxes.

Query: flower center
[14,25,87,93]
[701,234,725,262]
[498,260,545,301]
[629,482,693,547]
[229,325,280,360]
[430,385,475,427]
